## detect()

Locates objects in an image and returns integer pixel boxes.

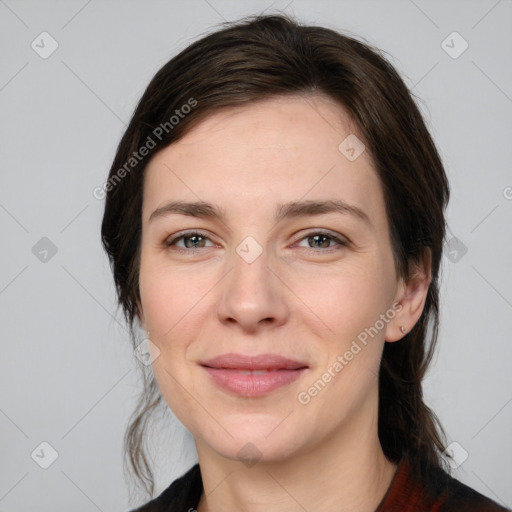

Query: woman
[101,14,509,512]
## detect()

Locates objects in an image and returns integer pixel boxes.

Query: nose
[216,244,290,333]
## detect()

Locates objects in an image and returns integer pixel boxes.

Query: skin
[137,94,430,512]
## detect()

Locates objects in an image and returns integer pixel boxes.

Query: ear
[385,248,432,342]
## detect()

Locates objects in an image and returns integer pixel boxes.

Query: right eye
[164,231,217,252]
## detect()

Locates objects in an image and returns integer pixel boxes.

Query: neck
[194,399,397,512]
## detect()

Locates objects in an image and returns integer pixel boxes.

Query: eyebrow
[148,199,370,225]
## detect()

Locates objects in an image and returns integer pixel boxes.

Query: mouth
[200,353,308,397]
[228,369,282,375]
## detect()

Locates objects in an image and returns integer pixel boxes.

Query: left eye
[294,232,347,250]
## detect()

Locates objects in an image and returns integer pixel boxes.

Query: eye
[163,229,349,254]
[164,231,216,251]
[293,231,348,251]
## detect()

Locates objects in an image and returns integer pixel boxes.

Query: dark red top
[131,457,510,511]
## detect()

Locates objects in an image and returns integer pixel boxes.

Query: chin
[195,414,308,466]
[215,438,299,466]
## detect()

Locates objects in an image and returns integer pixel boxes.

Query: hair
[101,13,450,497]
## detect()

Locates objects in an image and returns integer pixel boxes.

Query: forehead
[142,95,386,228]
[162,94,359,157]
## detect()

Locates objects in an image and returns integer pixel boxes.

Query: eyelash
[164,230,349,255]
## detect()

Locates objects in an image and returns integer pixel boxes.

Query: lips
[200,353,308,397]
[201,353,308,371]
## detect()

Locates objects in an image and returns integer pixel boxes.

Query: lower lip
[202,367,307,397]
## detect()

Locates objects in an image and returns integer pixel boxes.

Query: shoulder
[380,457,510,512]
[129,463,202,512]
[430,466,509,512]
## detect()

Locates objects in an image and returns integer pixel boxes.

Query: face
[138,95,407,465]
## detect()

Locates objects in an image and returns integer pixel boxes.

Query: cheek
[138,262,206,424]
[138,254,215,376]
[291,256,395,341]
[291,267,392,420]
[139,255,205,336]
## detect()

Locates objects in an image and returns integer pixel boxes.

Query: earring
[400,326,406,334]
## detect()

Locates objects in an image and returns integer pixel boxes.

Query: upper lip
[200,353,308,371]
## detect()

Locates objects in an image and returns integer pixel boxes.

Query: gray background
[1,0,511,510]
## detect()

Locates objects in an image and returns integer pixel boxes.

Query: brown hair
[101,13,450,497]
